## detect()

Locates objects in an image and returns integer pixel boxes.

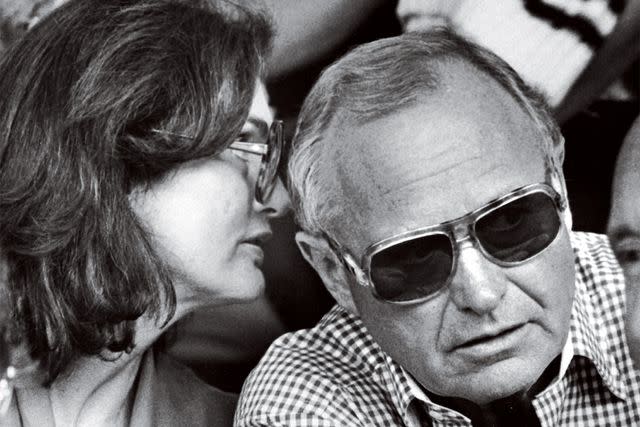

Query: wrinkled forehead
[322,62,548,248]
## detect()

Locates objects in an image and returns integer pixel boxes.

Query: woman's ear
[295,231,358,314]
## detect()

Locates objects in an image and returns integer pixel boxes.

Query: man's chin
[428,359,542,405]
[456,382,528,405]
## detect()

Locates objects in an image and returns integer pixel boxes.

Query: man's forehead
[320,61,547,246]
[325,60,541,169]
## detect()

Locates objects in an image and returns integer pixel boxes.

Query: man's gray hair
[288,28,563,238]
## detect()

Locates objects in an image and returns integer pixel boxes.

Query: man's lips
[452,323,527,351]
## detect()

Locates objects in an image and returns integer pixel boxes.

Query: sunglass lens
[370,234,453,302]
[475,192,560,263]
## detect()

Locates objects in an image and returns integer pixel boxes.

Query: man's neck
[422,355,561,427]
[528,354,562,397]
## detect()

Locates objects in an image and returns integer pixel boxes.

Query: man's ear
[552,135,565,166]
[549,136,573,231]
[295,231,358,314]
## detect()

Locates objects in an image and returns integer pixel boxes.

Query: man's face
[607,119,640,366]
[328,61,575,404]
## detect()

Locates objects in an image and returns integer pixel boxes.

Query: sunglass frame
[337,182,565,305]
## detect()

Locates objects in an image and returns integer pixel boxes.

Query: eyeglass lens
[475,192,560,262]
[369,191,561,303]
[256,121,282,203]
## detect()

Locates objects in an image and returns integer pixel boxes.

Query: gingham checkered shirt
[235,232,640,426]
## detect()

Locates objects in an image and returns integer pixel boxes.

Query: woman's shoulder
[132,349,237,427]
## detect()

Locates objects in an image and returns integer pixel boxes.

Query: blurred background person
[0,0,288,425]
[396,0,640,233]
[608,115,640,367]
[396,0,639,114]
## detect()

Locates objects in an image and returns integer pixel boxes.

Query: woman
[0,0,289,425]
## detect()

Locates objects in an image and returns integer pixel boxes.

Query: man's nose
[448,241,507,315]
[260,178,291,218]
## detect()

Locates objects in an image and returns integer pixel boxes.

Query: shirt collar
[394,278,627,425]
[567,265,627,399]
[399,330,576,424]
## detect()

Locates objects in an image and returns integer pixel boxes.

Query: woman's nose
[260,178,291,218]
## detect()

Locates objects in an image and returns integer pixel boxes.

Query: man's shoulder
[235,306,388,426]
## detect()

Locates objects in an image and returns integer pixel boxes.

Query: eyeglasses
[151,119,283,204]
[329,183,565,304]
[228,120,283,204]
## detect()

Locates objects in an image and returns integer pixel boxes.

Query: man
[236,29,640,426]
[608,115,640,367]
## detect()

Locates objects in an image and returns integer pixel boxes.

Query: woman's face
[130,83,290,308]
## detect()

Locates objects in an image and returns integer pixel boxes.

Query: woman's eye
[237,126,264,144]
[238,119,268,143]
[236,131,253,142]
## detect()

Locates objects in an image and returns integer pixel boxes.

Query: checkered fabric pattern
[235,232,640,426]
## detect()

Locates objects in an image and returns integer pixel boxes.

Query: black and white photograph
[0,0,638,425]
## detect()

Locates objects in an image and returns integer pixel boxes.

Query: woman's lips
[243,230,273,246]
[241,230,272,266]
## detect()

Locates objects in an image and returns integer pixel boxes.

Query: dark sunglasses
[151,119,283,204]
[329,183,565,304]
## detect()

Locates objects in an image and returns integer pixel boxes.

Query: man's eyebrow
[608,226,640,242]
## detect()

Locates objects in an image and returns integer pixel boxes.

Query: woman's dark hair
[0,0,272,384]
